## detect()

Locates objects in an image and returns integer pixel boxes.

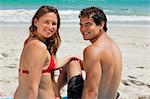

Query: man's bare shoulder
[84,44,105,53]
[83,45,105,59]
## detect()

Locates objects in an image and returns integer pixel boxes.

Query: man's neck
[90,30,106,43]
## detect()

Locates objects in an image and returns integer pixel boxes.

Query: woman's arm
[57,67,68,92]
[55,55,81,69]
[26,41,47,99]
[52,79,61,99]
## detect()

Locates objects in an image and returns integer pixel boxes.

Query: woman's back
[14,40,56,99]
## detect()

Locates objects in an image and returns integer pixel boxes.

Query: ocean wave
[0,9,149,23]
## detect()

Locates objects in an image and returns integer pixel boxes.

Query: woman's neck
[31,32,46,43]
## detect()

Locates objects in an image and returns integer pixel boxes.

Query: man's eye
[85,23,91,26]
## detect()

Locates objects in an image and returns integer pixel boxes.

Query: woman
[14,6,82,99]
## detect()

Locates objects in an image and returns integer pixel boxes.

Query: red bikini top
[19,55,55,74]
[20,35,55,74]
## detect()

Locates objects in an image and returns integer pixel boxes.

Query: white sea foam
[0,9,149,25]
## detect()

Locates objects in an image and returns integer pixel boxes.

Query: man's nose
[80,25,86,32]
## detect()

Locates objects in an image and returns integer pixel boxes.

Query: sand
[0,23,150,99]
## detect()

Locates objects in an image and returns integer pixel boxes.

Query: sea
[0,0,150,27]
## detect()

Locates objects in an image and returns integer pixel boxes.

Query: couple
[14,5,122,99]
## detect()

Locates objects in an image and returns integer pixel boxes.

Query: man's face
[79,17,101,41]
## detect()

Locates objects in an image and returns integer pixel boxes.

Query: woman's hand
[55,55,82,69]
[68,55,82,62]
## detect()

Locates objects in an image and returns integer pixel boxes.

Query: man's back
[82,33,122,99]
[95,34,122,98]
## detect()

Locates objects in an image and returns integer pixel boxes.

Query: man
[79,7,122,99]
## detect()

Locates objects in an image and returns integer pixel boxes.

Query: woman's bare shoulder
[27,40,47,50]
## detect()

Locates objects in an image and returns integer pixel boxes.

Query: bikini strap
[42,54,55,73]
[19,54,55,74]
[19,69,29,74]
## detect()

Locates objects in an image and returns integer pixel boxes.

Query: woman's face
[34,12,58,41]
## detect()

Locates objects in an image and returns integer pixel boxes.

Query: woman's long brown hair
[29,6,61,94]
[29,6,61,56]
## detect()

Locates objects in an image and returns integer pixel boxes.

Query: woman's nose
[48,23,53,28]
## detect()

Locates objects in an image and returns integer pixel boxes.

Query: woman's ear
[34,18,38,27]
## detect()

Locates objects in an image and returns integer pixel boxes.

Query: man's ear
[34,18,38,27]
[99,21,104,29]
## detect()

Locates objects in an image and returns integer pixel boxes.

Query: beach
[0,0,150,98]
[0,22,150,98]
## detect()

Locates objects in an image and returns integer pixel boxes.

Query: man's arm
[82,46,102,99]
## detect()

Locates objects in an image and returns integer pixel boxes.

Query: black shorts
[67,74,84,99]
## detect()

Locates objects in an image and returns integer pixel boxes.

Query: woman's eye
[44,21,49,24]
[52,22,57,26]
